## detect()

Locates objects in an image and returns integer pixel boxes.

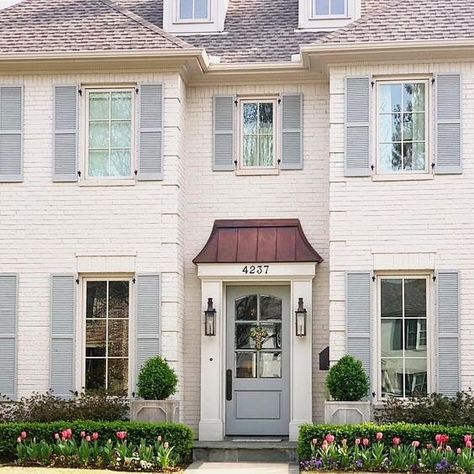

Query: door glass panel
[259,352,281,378]
[235,295,258,321]
[236,352,256,378]
[260,295,282,320]
[235,324,255,349]
[260,323,282,349]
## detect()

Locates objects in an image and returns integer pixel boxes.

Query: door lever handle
[226,369,232,401]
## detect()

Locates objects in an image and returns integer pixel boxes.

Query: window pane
[381,358,404,397]
[381,319,403,357]
[235,295,258,321]
[412,143,426,171]
[86,358,106,391]
[110,150,131,177]
[111,122,131,149]
[315,0,330,15]
[405,319,427,356]
[258,103,273,133]
[379,143,402,173]
[236,352,256,378]
[379,114,402,142]
[261,323,282,349]
[243,136,258,166]
[260,295,282,321]
[86,281,107,319]
[259,136,274,167]
[108,359,128,395]
[89,93,109,120]
[404,83,425,112]
[89,151,109,177]
[194,0,208,18]
[243,103,258,134]
[108,320,129,357]
[381,279,403,318]
[86,320,106,357]
[109,281,129,318]
[235,324,254,349]
[179,0,193,19]
[403,113,425,141]
[331,0,345,14]
[405,358,428,396]
[379,84,402,113]
[111,92,131,120]
[89,122,109,149]
[404,279,427,318]
[259,352,281,378]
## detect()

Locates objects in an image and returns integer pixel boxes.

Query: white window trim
[374,77,432,177]
[236,96,280,176]
[311,0,349,19]
[374,273,434,401]
[176,0,212,23]
[81,86,137,183]
[77,276,135,397]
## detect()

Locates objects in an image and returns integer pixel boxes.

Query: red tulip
[116,431,127,441]
[464,435,472,443]
[92,432,99,441]
[466,440,473,449]
[325,434,335,444]
[362,438,369,447]
[392,437,401,446]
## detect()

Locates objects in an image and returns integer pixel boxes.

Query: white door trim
[197,262,316,441]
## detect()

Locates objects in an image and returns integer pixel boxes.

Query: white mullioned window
[313,0,347,17]
[378,275,430,399]
[240,98,277,169]
[178,0,210,20]
[86,89,134,179]
[84,279,131,395]
[376,79,429,174]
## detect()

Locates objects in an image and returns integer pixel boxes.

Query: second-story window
[240,99,277,170]
[313,0,347,17]
[178,0,209,20]
[377,80,429,174]
[86,89,134,179]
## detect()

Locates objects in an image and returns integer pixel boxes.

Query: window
[240,99,276,169]
[379,276,429,398]
[86,89,134,179]
[377,80,429,174]
[85,280,130,395]
[178,0,209,20]
[313,0,347,17]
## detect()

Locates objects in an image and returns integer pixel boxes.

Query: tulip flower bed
[298,424,474,472]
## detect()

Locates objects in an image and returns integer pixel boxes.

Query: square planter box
[130,399,180,423]
[324,401,371,425]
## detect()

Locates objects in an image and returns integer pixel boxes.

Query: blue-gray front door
[225,286,290,436]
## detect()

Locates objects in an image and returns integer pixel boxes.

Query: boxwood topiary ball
[137,356,178,400]
[326,355,369,402]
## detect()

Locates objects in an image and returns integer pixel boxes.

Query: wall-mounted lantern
[204,298,216,336]
[295,298,307,337]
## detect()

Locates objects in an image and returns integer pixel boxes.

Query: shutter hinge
[234,99,238,107]
[432,77,436,84]
[371,81,375,88]
[431,162,436,170]
[136,87,139,94]
[432,275,437,282]
[132,278,136,284]
[372,274,376,282]
[134,170,138,176]
[278,98,282,105]
[132,392,136,398]
[77,170,82,177]
[277,159,281,165]
[233,160,238,167]
[370,164,375,171]
[75,279,80,285]
[78,89,83,96]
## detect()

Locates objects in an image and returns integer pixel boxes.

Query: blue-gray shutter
[53,85,78,182]
[281,93,303,170]
[136,274,161,383]
[0,87,23,182]
[0,274,18,399]
[213,96,234,171]
[436,74,462,174]
[138,84,163,181]
[437,271,460,397]
[345,77,371,177]
[50,275,76,398]
[346,272,372,381]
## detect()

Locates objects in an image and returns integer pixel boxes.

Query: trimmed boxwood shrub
[137,356,178,400]
[298,422,473,461]
[0,420,193,462]
[326,355,369,401]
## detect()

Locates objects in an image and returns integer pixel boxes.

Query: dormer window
[299,0,359,30]
[178,0,210,21]
[313,0,347,17]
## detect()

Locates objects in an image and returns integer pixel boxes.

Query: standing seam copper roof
[193,219,323,264]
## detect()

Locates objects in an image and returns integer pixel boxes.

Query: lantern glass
[205,298,216,336]
[295,298,307,337]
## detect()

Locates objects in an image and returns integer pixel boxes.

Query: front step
[193,440,297,463]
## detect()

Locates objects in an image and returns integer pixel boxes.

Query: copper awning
[193,219,323,264]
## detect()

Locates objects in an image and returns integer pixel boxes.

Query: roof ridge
[97,0,195,50]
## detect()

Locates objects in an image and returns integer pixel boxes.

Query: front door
[225,286,290,436]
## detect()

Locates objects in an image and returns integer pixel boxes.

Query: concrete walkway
[185,462,299,473]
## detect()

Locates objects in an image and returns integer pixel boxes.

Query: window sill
[235,168,280,176]
[79,179,137,187]
[372,173,434,182]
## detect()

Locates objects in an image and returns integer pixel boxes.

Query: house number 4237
[242,265,270,275]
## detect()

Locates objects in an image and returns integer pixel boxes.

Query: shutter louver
[436,74,462,174]
[437,271,460,397]
[281,93,303,170]
[0,274,18,399]
[0,87,23,182]
[50,275,75,398]
[53,86,78,182]
[136,274,161,384]
[345,77,371,177]
[213,96,234,171]
[346,272,372,381]
[138,84,163,181]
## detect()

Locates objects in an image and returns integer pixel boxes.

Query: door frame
[196,262,316,441]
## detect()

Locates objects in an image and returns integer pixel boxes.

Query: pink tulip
[355,438,361,446]
[376,432,383,441]
[85,435,91,442]
[321,440,329,451]
[92,432,99,441]
[446,445,452,452]
[411,441,420,449]
[362,438,369,447]
[466,440,473,449]
[116,431,127,441]
[465,435,472,443]
[80,431,86,438]
[16,437,22,444]
[392,437,401,446]
[54,433,60,440]
[457,448,462,455]
[435,434,449,446]
[158,435,162,442]
[66,429,72,437]
[164,442,169,449]
[311,438,318,446]
[325,434,335,444]
[20,431,27,439]
[61,430,69,440]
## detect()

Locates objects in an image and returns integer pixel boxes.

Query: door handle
[226,369,233,401]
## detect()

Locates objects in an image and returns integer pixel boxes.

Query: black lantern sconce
[204,298,216,336]
[295,298,307,337]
